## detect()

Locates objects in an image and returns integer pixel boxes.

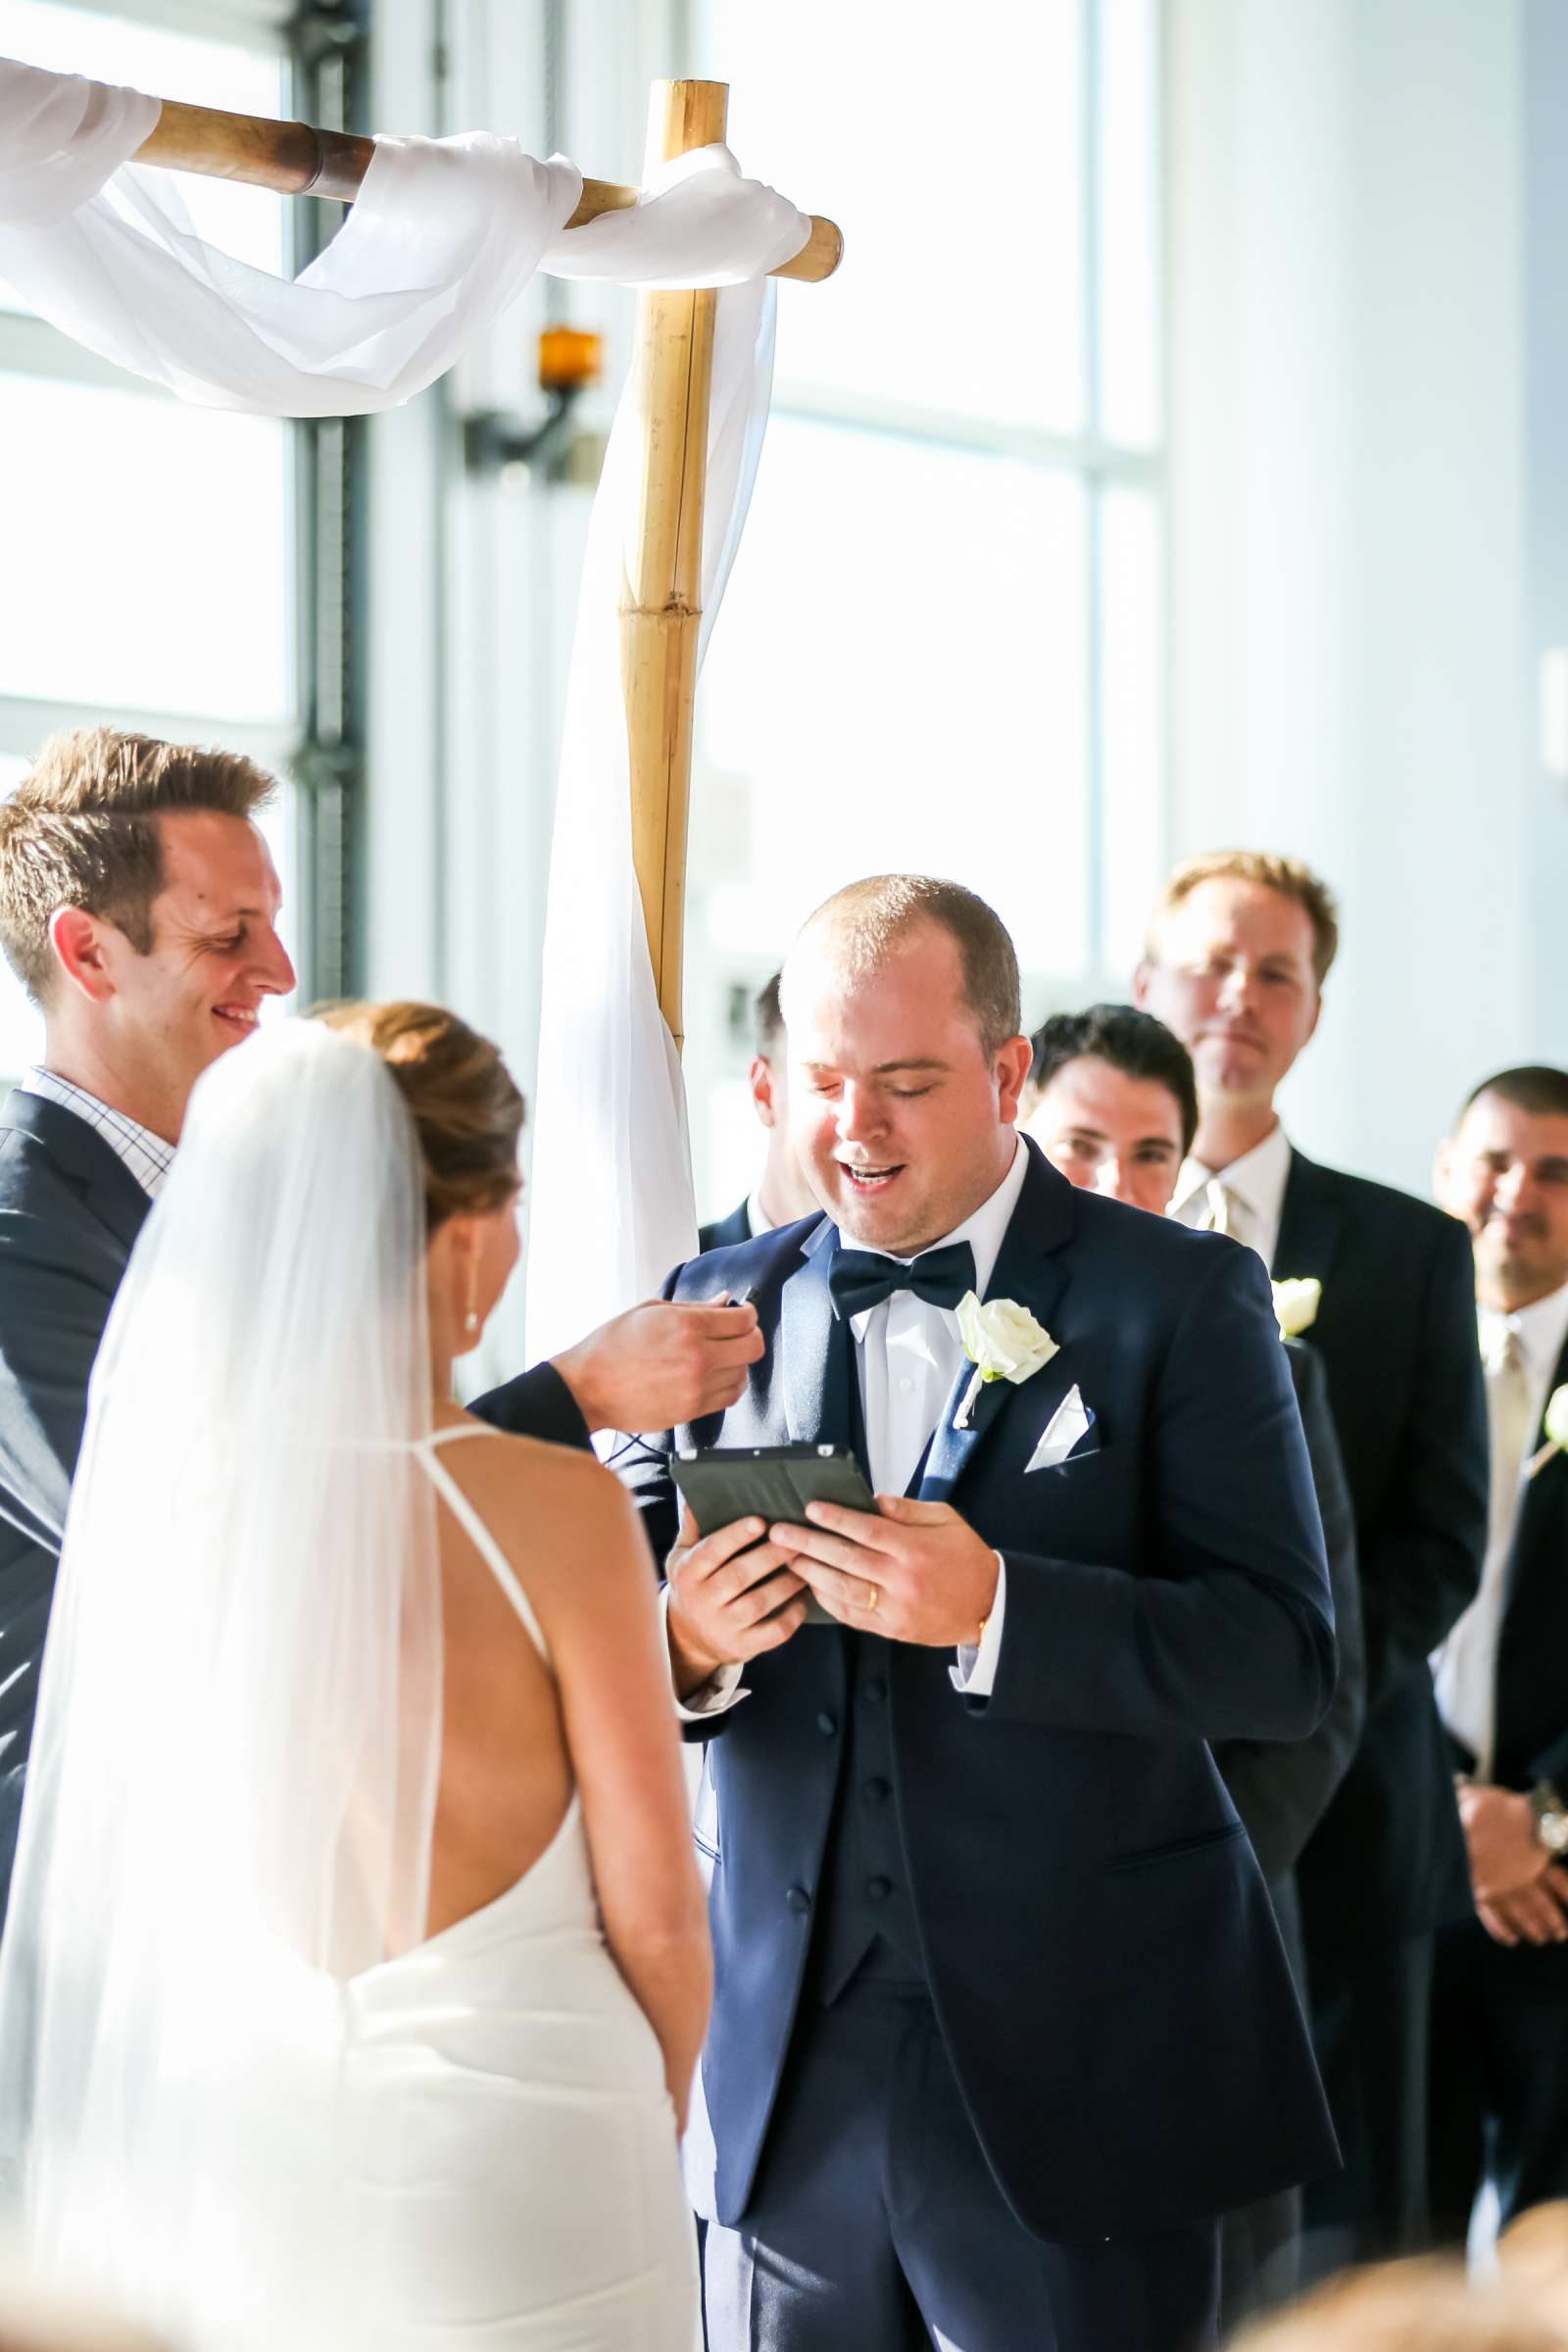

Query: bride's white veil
[0,1020,441,2345]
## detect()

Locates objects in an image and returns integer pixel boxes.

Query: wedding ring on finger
[862,1579,880,1614]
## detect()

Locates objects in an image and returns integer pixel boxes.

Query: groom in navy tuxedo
[620,875,1340,2352]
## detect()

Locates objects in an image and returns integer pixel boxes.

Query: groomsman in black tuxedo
[624,876,1338,2352]
[1136,851,1488,2269]
[699,972,819,1253]
[1024,1002,1364,2323]
[0,728,761,1919]
[1430,1065,1568,2235]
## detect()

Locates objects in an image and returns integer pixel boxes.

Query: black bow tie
[827,1241,977,1323]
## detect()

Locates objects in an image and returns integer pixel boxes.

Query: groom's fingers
[771,1520,887,1577]
[787,1556,890,1627]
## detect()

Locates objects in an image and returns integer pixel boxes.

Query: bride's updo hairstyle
[318,1000,524,1231]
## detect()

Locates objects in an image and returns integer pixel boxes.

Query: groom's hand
[552,1299,763,1435]
[770,1495,1001,1648]
[666,1510,808,1697]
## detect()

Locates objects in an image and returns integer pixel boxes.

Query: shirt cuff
[950,1554,1007,1697]
[661,1586,750,1721]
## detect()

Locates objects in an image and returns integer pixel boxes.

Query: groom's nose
[836,1084,885,1146]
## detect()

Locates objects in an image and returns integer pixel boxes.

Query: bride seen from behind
[0,1005,709,2351]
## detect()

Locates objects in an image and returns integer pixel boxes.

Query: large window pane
[0,372,290,721]
[0,0,287,311]
[1096,0,1162,448]
[1097,484,1162,971]
[696,0,1085,433]
[697,419,1089,974]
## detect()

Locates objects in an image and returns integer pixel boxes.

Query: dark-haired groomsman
[699,973,819,1253]
[1430,1067,1568,2237]
[1025,1003,1363,2321]
[1136,852,1488,2269]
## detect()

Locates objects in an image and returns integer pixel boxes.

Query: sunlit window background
[0,0,301,1085]
[680,0,1163,1220]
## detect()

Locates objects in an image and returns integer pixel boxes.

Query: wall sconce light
[464,324,605,486]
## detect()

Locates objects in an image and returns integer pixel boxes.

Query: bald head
[782,874,1021,1059]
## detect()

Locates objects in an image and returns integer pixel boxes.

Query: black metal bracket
[463,383,590,485]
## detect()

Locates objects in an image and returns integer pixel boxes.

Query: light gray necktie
[1197,1179,1242,1240]
[1486,1326,1537,1541]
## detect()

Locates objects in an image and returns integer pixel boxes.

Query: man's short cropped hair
[1455,1064,1568,1131]
[755,971,785,1057]
[0,727,276,1004]
[788,875,1021,1056]
[1147,851,1341,988]
[1027,1004,1200,1157]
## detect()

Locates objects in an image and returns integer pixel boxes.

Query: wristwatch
[1529,1781,1568,1854]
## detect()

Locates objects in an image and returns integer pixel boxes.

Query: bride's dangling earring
[464,1264,480,1340]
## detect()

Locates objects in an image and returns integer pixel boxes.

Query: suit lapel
[1503,1327,1568,1616]
[0,1089,151,1258]
[918,1141,1074,1503]
[780,1228,855,1448]
[1273,1147,1348,1289]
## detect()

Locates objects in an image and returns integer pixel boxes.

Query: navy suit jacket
[698,1199,752,1256]
[1281,1151,1488,1956]
[1214,1339,1363,1890]
[1460,1322,1568,1798]
[0,1091,152,1912]
[1446,1325,1568,1989]
[622,1140,1340,2241]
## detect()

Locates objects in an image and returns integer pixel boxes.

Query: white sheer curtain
[0,55,809,1338]
[525,276,778,1364]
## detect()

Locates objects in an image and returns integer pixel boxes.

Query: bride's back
[420,1415,577,1939]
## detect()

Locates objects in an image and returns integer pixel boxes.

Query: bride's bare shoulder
[433,1417,644,1563]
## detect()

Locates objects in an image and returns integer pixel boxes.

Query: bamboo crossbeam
[135,100,845,285]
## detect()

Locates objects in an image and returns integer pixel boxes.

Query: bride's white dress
[336,1426,699,2349]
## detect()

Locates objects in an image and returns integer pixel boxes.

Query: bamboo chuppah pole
[133,99,845,287]
[620,79,728,1053]
[129,76,842,1051]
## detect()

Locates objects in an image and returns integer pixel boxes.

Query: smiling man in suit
[1430,1065,1568,2238]
[1136,850,1488,2271]
[621,874,1339,2352]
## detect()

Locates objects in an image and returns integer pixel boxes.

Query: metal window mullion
[286,1,368,1004]
[1081,0,1106,979]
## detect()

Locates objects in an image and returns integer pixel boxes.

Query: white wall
[1166,0,1563,1193]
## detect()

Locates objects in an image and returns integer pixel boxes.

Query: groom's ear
[995,1035,1033,1126]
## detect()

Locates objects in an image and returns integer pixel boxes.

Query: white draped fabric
[524,277,777,1365]
[0,54,809,1344]
[0,57,807,413]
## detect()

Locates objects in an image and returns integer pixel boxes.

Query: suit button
[866,1876,893,1902]
[815,1711,838,1738]
[863,1677,887,1704]
[785,1886,811,1916]
[863,1776,891,1805]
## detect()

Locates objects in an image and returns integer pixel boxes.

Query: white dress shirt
[17,1065,174,1200]
[1168,1121,1294,1272]
[1432,1280,1568,1776]
[675,1137,1029,1718]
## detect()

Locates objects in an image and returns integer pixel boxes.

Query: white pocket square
[1026,1385,1095,1472]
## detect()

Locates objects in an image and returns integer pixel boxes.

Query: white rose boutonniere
[1525,1385,1568,1481]
[1272,1278,1322,1341]
[954,1292,1059,1431]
